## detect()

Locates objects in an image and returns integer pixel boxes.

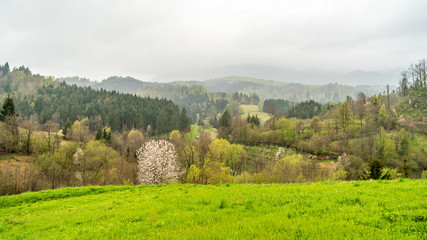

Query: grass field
[0,180,426,239]
[240,104,271,123]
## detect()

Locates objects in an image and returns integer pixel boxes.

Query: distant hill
[91,76,160,93]
[191,76,389,103]
[57,76,93,87]
[59,76,160,93]
[341,70,397,86]
[58,75,390,103]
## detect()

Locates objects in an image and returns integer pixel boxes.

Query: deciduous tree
[137,140,180,184]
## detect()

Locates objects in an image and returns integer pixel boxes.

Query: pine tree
[95,129,102,140]
[106,132,112,143]
[63,118,72,138]
[218,110,231,139]
[179,107,191,132]
[103,128,108,139]
[219,110,231,129]
[2,62,10,76]
[370,158,383,180]
[0,94,16,121]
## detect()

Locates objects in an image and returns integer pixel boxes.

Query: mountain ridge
[59,75,389,103]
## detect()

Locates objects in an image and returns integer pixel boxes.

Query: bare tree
[355,92,366,126]
[21,119,38,154]
[42,120,59,155]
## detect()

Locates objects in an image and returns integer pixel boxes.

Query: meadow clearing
[0,180,425,239]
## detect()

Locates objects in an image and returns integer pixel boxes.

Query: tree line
[0,60,426,196]
[15,82,190,134]
[141,84,259,125]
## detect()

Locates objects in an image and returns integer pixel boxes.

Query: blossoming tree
[137,139,180,184]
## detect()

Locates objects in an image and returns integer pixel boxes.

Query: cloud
[0,0,426,84]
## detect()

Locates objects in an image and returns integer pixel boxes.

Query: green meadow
[0,180,426,239]
[240,104,271,123]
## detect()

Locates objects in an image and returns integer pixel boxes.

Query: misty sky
[1,0,427,84]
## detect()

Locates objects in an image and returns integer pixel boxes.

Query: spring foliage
[137,140,180,184]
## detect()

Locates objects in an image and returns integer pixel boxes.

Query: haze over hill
[1,1,426,84]
[60,75,389,103]
[151,66,400,86]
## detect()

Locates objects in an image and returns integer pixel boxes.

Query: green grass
[243,145,284,160]
[0,180,426,239]
[185,125,200,142]
[0,153,17,161]
[240,104,260,113]
[240,104,271,123]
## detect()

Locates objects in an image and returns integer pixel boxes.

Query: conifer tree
[2,62,10,76]
[179,107,191,132]
[95,129,102,140]
[0,94,16,121]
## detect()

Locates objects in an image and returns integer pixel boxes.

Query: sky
[1,0,427,85]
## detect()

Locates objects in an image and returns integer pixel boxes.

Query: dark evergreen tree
[247,113,260,126]
[286,100,322,119]
[63,118,72,137]
[156,109,169,134]
[95,129,102,140]
[0,94,16,121]
[263,99,293,114]
[16,82,185,134]
[2,62,10,76]
[369,158,383,180]
[219,110,231,129]
[179,107,191,132]
[106,132,112,143]
[101,128,106,139]
[218,110,231,139]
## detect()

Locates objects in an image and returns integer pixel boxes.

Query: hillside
[59,75,388,103]
[91,76,160,93]
[0,68,188,134]
[200,76,389,103]
[59,76,160,93]
[0,180,425,239]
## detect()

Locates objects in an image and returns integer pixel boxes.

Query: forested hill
[59,75,388,103]
[199,76,389,103]
[140,84,259,123]
[0,65,190,134]
[59,76,161,93]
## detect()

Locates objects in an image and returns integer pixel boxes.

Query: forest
[0,60,426,195]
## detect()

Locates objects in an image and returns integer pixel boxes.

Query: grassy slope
[240,104,271,123]
[0,180,426,239]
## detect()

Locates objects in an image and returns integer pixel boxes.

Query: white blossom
[73,147,84,166]
[137,139,180,184]
[274,147,285,161]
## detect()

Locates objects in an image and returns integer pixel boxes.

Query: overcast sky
[1,0,427,84]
